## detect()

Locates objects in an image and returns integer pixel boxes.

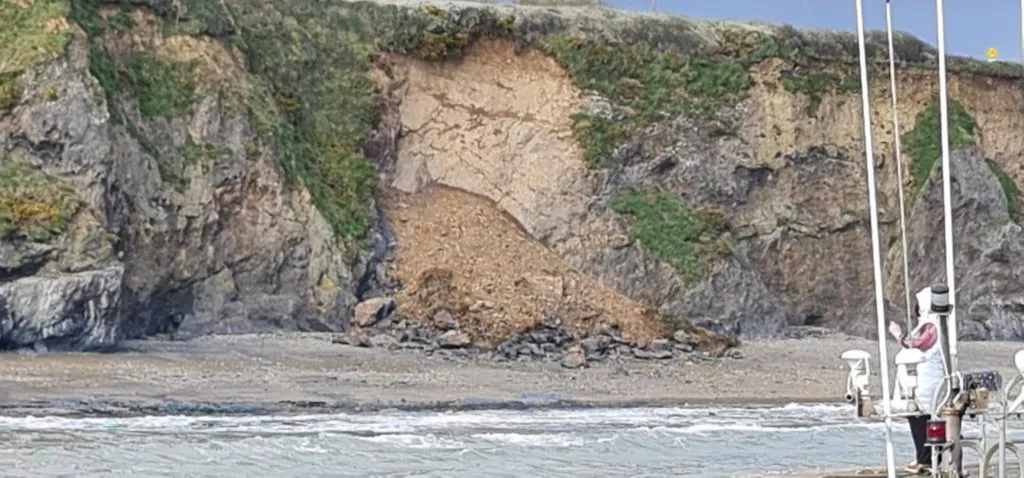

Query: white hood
[914,286,937,328]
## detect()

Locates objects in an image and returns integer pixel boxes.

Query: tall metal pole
[934,0,958,374]
[854,1,897,476]
[935,1,963,473]
[884,0,914,330]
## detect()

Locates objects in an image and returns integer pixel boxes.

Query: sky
[600,0,1022,61]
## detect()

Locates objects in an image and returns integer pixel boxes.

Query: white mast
[935,0,958,372]
[884,0,913,329]
[854,1,897,476]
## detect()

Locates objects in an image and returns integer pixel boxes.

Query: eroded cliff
[3,0,1024,354]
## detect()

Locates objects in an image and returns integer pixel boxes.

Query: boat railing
[840,346,1024,477]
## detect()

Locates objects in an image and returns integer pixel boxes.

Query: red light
[925,420,947,444]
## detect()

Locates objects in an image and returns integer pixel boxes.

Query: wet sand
[0,332,1021,417]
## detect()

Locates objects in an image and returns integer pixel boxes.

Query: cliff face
[1,1,367,350]
[3,0,1024,352]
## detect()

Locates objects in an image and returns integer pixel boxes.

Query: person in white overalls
[888,286,946,474]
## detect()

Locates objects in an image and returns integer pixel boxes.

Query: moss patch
[122,53,199,118]
[0,73,21,113]
[68,0,200,121]
[0,158,80,240]
[781,70,859,115]
[609,192,727,284]
[986,158,1022,222]
[107,7,134,32]
[903,97,977,195]
[0,0,71,76]
[179,138,226,168]
[570,114,627,167]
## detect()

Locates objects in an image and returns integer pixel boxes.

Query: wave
[0,403,941,478]
[0,403,894,441]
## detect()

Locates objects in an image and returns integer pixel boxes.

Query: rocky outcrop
[0,6,363,351]
[882,147,1024,340]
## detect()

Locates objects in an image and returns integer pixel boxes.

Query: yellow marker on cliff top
[987,47,998,60]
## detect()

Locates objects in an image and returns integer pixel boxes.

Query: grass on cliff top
[545,34,756,166]
[545,30,863,165]
[609,191,728,284]
[903,97,976,196]
[0,158,80,241]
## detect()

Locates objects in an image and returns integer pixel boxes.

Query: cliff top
[369,0,1024,78]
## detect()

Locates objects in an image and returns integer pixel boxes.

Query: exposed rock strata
[4,0,1024,352]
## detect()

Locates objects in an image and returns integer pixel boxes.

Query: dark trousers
[908,415,936,466]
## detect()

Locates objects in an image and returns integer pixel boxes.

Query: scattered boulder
[369,333,397,348]
[437,330,472,348]
[432,309,458,331]
[353,297,396,328]
[560,344,587,369]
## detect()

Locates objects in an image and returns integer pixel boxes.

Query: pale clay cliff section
[383,39,667,343]
[389,39,593,244]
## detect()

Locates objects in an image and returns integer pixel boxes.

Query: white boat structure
[839,0,1024,477]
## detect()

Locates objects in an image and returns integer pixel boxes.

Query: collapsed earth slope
[3,0,1024,353]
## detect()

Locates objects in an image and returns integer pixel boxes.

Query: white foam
[0,403,909,438]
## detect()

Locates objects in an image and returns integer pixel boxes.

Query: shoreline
[0,332,1019,418]
[0,395,843,419]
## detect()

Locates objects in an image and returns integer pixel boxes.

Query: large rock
[0,267,123,351]
[673,256,789,338]
[881,146,1024,339]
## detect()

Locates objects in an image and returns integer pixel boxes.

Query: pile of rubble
[333,298,743,368]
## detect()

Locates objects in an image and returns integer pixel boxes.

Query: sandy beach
[0,332,1021,417]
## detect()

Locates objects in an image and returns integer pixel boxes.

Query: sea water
[0,403,1004,477]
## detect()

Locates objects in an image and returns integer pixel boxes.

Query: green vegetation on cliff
[903,97,1022,221]
[122,53,198,118]
[609,192,727,284]
[1,0,72,112]
[545,35,758,165]
[0,158,80,241]
[0,75,19,113]
[1,0,70,75]
[986,158,1022,222]
[10,0,1024,248]
[780,71,859,115]
[904,97,976,196]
